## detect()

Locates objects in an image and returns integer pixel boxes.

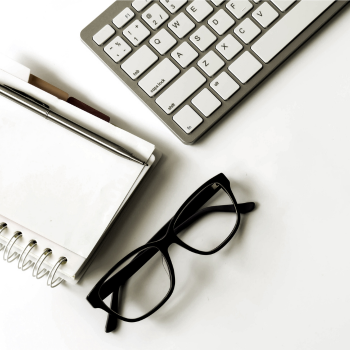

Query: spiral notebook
[0,69,158,287]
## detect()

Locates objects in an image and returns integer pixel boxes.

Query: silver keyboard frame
[81,0,348,145]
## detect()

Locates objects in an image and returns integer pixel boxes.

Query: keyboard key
[93,25,115,45]
[156,67,206,114]
[173,105,203,134]
[192,88,221,117]
[226,0,253,19]
[150,29,177,55]
[104,36,132,63]
[138,58,180,97]
[216,34,243,60]
[190,26,217,52]
[208,9,235,36]
[210,72,240,100]
[197,50,224,77]
[168,13,196,38]
[186,0,214,22]
[123,20,151,46]
[252,2,279,28]
[113,7,135,28]
[132,0,152,12]
[211,0,225,6]
[253,0,261,3]
[271,0,296,12]
[234,18,261,44]
[160,0,187,14]
[228,51,262,84]
[142,3,169,30]
[121,45,158,79]
[251,0,336,63]
[171,42,199,68]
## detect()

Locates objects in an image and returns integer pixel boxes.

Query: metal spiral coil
[32,248,52,279]
[3,231,22,263]
[1,222,67,287]
[0,222,8,252]
[18,239,37,271]
[47,257,67,288]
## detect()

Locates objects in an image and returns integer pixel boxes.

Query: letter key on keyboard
[252,2,279,28]
[168,12,195,38]
[190,25,217,52]
[171,42,199,68]
[149,28,177,55]
[216,34,243,60]
[234,18,261,44]
[226,0,253,19]
[186,0,214,22]
[197,51,224,77]
[208,9,235,35]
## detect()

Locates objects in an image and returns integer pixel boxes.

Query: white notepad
[0,70,158,285]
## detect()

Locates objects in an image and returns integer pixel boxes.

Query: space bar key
[156,67,206,115]
[251,0,336,63]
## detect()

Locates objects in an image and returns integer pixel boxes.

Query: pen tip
[130,155,148,166]
[136,159,148,166]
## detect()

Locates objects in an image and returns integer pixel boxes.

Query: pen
[0,84,147,166]
[0,54,111,122]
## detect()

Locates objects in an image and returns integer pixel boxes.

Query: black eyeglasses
[87,173,255,332]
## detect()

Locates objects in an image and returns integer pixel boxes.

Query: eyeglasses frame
[87,173,254,329]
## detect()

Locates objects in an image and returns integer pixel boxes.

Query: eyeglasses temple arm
[176,202,255,232]
[106,286,120,333]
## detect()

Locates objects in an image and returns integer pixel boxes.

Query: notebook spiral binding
[0,221,67,288]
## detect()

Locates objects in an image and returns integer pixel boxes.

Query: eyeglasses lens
[101,247,171,320]
[175,183,238,253]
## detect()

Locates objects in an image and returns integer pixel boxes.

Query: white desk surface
[1,1,350,349]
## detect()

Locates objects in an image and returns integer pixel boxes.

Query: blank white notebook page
[0,94,147,259]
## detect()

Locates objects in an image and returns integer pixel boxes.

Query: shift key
[156,67,206,114]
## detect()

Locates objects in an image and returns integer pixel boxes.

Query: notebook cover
[0,70,157,283]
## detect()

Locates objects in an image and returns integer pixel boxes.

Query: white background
[1,1,350,349]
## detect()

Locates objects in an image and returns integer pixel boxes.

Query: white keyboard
[81,0,348,144]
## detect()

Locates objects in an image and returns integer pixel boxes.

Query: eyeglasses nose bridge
[161,229,184,252]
